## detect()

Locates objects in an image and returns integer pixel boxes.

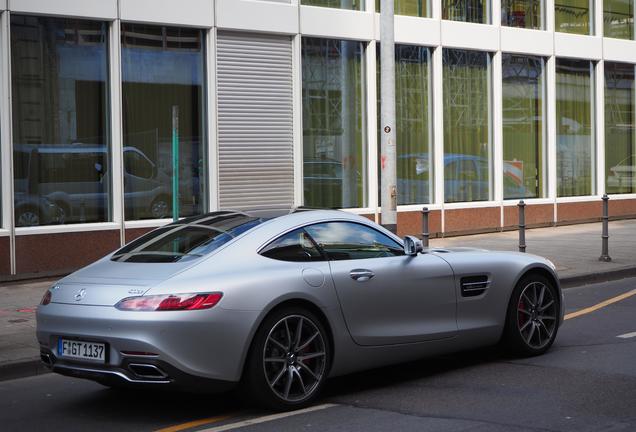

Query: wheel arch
[238,297,335,383]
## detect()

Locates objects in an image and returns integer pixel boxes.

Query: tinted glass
[605,62,635,194]
[556,59,595,197]
[302,0,364,10]
[502,54,546,199]
[501,0,542,29]
[555,0,592,35]
[443,0,490,23]
[302,38,367,209]
[604,0,634,40]
[305,222,403,260]
[376,0,429,17]
[260,229,323,262]
[11,16,110,227]
[122,24,206,221]
[377,45,432,205]
[112,213,263,263]
[443,49,492,203]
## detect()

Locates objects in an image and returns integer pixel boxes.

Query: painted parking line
[617,331,636,339]
[154,414,236,432]
[198,403,338,432]
[564,288,636,321]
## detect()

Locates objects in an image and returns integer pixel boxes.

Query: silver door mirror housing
[403,235,423,256]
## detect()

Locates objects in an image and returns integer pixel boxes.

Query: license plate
[58,339,106,363]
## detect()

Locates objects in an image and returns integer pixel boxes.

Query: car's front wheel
[244,307,330,411]
[504,274,560,356]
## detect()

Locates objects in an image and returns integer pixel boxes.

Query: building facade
[1,0,636,278]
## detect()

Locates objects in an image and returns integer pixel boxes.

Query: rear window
[111,213,264,263]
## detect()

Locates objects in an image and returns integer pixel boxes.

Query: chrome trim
[53,364,170,384]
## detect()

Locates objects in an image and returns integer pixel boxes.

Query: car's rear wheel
[504,274,560,356]
[244,307,330,411]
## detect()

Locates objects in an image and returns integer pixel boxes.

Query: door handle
[350,269,374,282]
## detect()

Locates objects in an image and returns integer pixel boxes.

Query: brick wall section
[608,198,636,218]
[396,209,442,238]
[0,237,10,276]
[125,227,154,244]
[444,207,500,235]
[557,201,602,224]
[503,203,554,229]
[15,230,120,275]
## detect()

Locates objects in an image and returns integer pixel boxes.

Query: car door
[305,221,457,346]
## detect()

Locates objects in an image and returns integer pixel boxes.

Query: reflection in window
[443,49,492,203]
[376,0,429,17]
[502,54,546,199]
[377,45,432,205]
[302,38,367,209]
[604,0,634,40]
[501,0,542,29]
[260,228,323,262]
[11,16,110,227]
[555,0,593,35]
[122,24,206,221]
[443,0,490,24]
[605,62,635,194]
[305,222,403,260]
[556,59,595,197]
[302,0,363,10]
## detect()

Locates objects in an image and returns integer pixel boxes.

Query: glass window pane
[443,49,492,203]
[604,0,634,40]
[443,0,490,24]
[121,24,206,221]
[305,221,403,260]
[301,0,364,10]
[11,16,110,227]
[502,54,546,199]
[302,38,367,209]
[260,228,324,262]
[376,0,429,17]
[377,45,432,205]
[501,0,543,29]
[605,62,635,194]
[556,58,595,197]
[555,0,593,35]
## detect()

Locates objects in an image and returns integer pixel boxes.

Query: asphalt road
[1,277,635,432]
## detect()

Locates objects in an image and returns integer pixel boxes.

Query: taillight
[40,290,52,306]
[115,293,223,311]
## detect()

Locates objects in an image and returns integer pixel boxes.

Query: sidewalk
[1,219,635,381]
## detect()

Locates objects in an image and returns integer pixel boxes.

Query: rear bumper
[36,303,261,385]
[39,349,235,392]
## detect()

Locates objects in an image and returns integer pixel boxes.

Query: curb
[560,266,636,289]
[2,266,636,383]
[0,358,50,383]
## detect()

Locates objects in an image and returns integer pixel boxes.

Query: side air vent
[461,276,490,297]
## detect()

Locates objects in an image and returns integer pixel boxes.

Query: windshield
[111,212,264,263]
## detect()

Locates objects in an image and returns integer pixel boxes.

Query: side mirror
[403,235,423,256]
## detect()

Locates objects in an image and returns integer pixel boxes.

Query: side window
[124,151,153,179]
[260,228,323,262]
[304,222,404,261]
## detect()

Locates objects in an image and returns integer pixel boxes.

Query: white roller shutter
[217,31,294,210]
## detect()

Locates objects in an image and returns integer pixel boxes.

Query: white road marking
[617,331,636,339]
[199,403,338,432]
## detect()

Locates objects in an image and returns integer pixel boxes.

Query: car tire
[243,307,330,411]
[503,273,560,357]
[15,206,40,227]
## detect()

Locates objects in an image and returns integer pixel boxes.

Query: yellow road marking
[564,288,636,321]
[154,414,235,432]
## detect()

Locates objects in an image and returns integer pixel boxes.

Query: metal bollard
[421,207,430,248]
[599,194,611,262]
[518,200,526,253]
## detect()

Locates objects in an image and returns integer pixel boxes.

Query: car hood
[426,246,489,253]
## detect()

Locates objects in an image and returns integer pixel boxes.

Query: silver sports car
[36,209,563,410]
